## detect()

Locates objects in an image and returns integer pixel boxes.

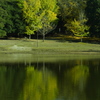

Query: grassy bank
[0,39,100,54]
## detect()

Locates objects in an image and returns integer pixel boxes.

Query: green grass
[0,39,100,54]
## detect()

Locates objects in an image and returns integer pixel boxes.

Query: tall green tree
[0,0,8,37]
[11,0,25,36]
[0,0,25,37]
[18,0,42,39]
[38,0,58,41]
[58,0,80,32]
[0,7,7,37]
[6,0,26,37]
[3,0,15,36]
[58,0,89,36]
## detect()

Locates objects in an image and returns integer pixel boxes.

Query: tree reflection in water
[20,66,58,100]
[61,65,89,100]
[0,66,26,100]
[0,56,100,100]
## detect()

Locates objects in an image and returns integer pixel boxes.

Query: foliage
[0,7,7,37]
[58,0,79,20]
[18,0,42,38]
[67,18,89,41]
[11,0,25,36]
[58,0,88,35]
[38,10,58,41]
[0,0,25,37]
[38,0,59,41]
[0,0,10,37]
[0,0,100,38]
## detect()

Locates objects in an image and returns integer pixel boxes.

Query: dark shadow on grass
[55,38,100,44]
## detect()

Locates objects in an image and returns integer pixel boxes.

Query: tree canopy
[0,0,100,38]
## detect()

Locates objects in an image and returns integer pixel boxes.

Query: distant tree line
[0,0,100,38]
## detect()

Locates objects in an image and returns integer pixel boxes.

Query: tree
[58,0,80,32]
[38,10,58,42]
[0,0,25,37]
[58,0,79,20]
[0,7,7,37]
[10,0,25,36]
[38,0,59,41]
[18,0,42,39]
[0,0,9,37]
[58,0,88,36]
[67,18,89,42]
[3,0,15,36]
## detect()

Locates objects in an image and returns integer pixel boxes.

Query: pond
[0,54,100,100]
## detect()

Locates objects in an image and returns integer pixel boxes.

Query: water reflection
[0,55,100,100]
[59,65,89,100]
[21,66,58,100]
[0,66,26,100]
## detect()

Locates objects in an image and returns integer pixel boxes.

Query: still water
[0,54,100,100]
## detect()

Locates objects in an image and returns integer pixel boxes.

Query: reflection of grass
[0,39,100,54]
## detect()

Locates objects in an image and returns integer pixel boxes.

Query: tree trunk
[81,37,82,42]
[29,35,31,39]
[81,36,83,42]
[37,33,38,47]
[43,34,45,42]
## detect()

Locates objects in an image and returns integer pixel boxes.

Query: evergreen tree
[0,0,8,37]
[5,0,25,37]
[0,7,7,37]
[11,0,25,36]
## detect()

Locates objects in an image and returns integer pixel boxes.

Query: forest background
[0,0,100,42]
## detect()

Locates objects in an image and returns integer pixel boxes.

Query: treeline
[0,0,100,39]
